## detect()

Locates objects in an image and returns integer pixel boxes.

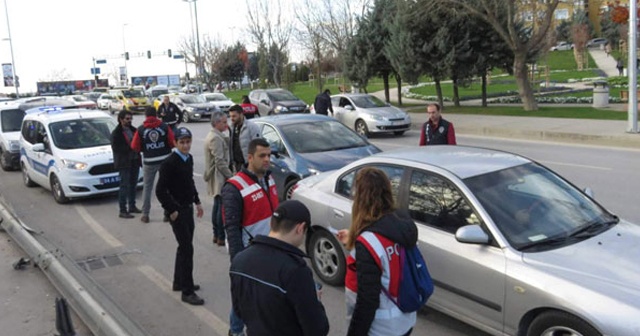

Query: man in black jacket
[313,89,333,116]
[110,110,141,219]
[157,95,183,136]
[230,200,330,336]
[156,127,205,305]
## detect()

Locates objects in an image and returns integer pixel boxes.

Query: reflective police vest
[138,123,172,164]
[423,118,451,145]
[345,231,416,336]
[227,171,279,247]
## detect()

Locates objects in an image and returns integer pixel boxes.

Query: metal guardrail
[0,200,148,336]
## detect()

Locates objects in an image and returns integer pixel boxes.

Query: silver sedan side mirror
[455,225,490,244]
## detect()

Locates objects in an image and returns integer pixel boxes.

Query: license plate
[101,176,120,184]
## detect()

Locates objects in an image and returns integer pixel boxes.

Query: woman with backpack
[342,167,419,336]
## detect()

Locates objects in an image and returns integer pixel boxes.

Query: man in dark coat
[110,110,141,218]
[313,89,334,116]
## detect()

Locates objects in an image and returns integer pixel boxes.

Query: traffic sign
[90,67,101,75]
[173,54,185,59]
[95,59,107,64]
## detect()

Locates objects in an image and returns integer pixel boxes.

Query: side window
[408,170,480,233]
[339,98,350,108]
[22,120,36,144]
[259,93,269,104]
[261,125,286,155]
[335,165,404,200]
[331,97,340,106]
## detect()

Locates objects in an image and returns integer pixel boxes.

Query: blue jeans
[229,308,244,334]
[211,195,225,240]
[118,166,139,213]
[142,163,161,216]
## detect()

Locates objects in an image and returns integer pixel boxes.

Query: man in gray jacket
[228,104,261,172]
[204,111,234,246]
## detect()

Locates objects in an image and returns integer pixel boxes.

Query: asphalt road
[1,114,638,336]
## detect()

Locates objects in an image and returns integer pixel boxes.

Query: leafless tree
[178,35,223,90]
[40,69,73,82]
[246,0,293,87]
[432,0,559,111]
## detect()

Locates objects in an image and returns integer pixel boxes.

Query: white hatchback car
[19,107,142,203]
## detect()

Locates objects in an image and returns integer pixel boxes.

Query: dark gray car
[253,114,381,200]
[249,89,309,115]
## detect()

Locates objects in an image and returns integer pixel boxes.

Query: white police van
[19,106,142,203]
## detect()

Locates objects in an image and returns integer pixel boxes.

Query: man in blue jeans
[110,110,142,218]
[131,106,175,223]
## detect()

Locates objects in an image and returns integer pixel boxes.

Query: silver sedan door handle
[333,209,344,219]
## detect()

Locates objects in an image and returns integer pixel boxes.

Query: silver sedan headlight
[185,106,194,112]
[366,114,384,121]
[61,159,88,170]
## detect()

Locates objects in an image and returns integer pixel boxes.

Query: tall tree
[344,22,373,91]
[432,0,560,111]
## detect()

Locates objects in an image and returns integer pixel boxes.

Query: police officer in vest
[418,102,457,146]
[131,106,176,223]
[221,137,279,336]
[158,95,183,137]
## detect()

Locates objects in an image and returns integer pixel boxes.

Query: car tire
[182,112,190,123]
[22,163,36,188]
[355,119,369,137]
[527,311,600,336]
[308,229,346,286]
[1,148,13,171]
[393,131,405,136]
[283,178,300,200]
[50,174,69,204]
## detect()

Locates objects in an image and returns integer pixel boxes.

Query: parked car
[19,107,142,203]
[109,88,150,113]
[550,41,573,51]
[201,93,233,114]
[62,95,97,109]
[146,85,169,100]
[291,145,640,336]
[587,38,608,48]
[82,92,102,102]
[253,114,381,200]
[169,94,220,123]
[249,89,309,115]
[327,93,411,137]
[96,94,115,110]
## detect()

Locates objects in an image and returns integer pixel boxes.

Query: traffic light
[167,49,172,58]
[125,52,129,60]
[147,50,152,59]
[185,72,190,81]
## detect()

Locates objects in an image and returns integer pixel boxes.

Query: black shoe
[181,293,204,305]
[129,206,142,214]
[173,284,200,292]
[119,212,134,219]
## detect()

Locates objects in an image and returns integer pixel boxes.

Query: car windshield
[279,120,369,153]
[464,162,616,252]
[122,90,144,98]
[1,109,25,132]
[49,118,116,149]
[151,89,168,97]
[351,95,387,108]
[204,94,228,102]
[181,95,206,104]
[100,95,113,100]
[269,91,298,101]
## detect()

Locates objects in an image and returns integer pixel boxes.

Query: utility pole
[629,0,639,133]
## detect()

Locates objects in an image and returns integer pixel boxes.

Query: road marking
[538,160,611,171]
[137,265,229,336]
[74,205,123,248]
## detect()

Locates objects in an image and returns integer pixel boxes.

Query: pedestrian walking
[313,89,334,116]
[110,110,142,219]
[617,58,624,76]
[605,43,611,57]
[418,102,456,146]
[340,167,418,336]
[203,111,234,246]
[230,200,330,336]
[157,95,183,136]
[222,137,279,336]
[131,106,175,223]
[240,95,259,119]
[156,127,205,305]
[228,104,261,172]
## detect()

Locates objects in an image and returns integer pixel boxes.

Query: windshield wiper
[518,236,571,252]
[568,216,619,239]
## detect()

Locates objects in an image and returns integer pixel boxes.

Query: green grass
[538,50,596,70]
[543,87,626,99]
[405,105,627,120]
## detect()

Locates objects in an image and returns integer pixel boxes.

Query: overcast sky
[0,0,260,93]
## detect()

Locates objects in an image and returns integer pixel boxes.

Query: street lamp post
[122,23,129,86]
[629,0,639,133]
[3,0,19,97]
[183,0,203,93]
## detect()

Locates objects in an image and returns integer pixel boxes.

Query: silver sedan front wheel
[308,229,346,286]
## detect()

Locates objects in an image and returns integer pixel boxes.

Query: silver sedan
[329,94,411,137]
[292,146,640,336]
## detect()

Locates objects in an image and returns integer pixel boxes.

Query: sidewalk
[372,48,640,148]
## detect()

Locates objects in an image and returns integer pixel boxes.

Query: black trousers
[170,205,195,295]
